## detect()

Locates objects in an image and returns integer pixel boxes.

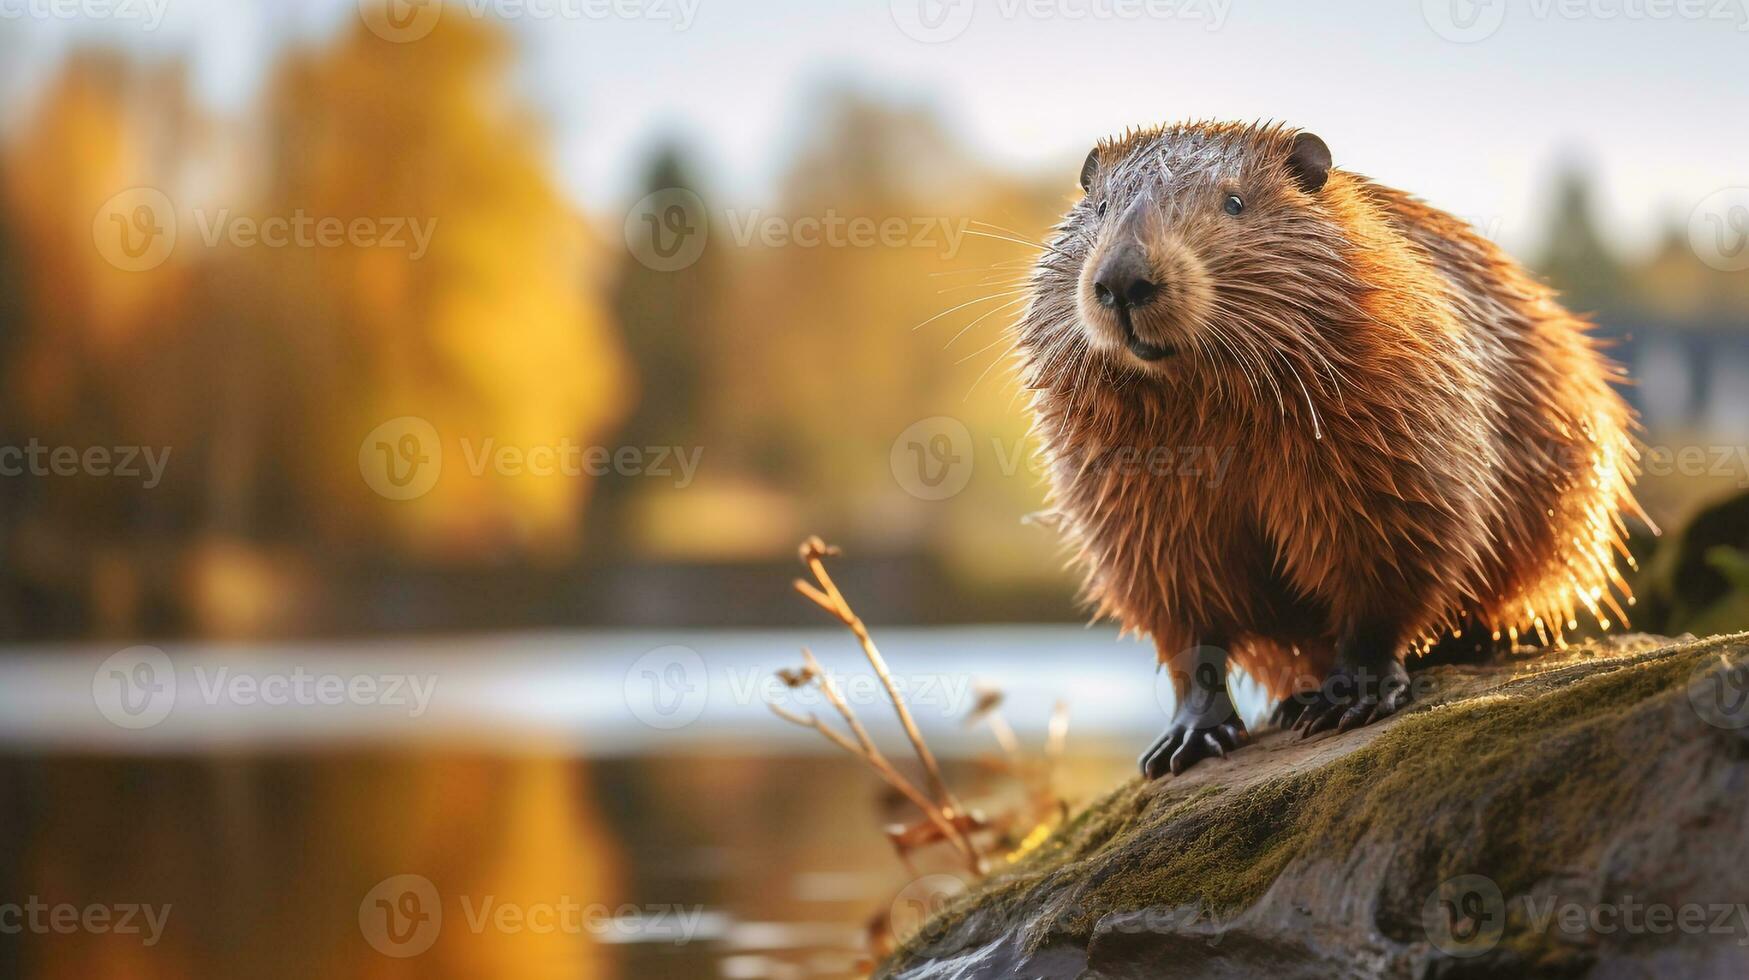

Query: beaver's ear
[1286,132,1331,193]
[1079,147,1100,192]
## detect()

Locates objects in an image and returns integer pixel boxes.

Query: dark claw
[1267,698,1306,730]
[1167,737,1199,776]
[1296,703,1342,737]
[1142,718,1247,779]
[1169,726,1234,775]
[1379,682,1413,717]
[1335,702,1375,733]
[1294,660,1413,741]
[1140,725,1184,780]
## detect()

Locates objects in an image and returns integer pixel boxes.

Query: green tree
[1534,166,1623,312]
[613,146,715,452]
[595,144,719,555]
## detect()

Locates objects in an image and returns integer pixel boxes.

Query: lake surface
[0,626,1195,978]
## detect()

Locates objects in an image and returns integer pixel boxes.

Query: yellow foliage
[258,15,630,558]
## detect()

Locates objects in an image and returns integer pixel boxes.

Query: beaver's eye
[1223,194,1244,216]
[1097,200,1109,218]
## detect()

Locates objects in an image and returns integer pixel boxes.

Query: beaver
[1014,121,1649,778]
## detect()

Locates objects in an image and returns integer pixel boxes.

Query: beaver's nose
[1093,242,1160,310]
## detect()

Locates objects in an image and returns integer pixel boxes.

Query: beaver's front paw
[1140,718,1246,779]
[1142,649,1244,778]
[1266,696,1307,731]
[1293,659,1412,738]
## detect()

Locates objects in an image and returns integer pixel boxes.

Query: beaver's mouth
[1117,308,1176,361]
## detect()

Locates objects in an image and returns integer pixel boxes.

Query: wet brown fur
[1017,121,1647,705]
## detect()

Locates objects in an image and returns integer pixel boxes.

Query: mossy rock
[880,633,1749,980]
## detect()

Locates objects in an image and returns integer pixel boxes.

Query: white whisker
[910,288,1031,332]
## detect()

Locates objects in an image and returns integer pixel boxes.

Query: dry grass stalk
[767,539,1084,965]
[793,537,962,816]
[964,686,1021,767]
[771,537,986,874]
[768,650,978,869]
[1044,698,1070,801]
[965,687,1073,835]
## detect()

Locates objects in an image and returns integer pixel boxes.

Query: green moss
[890,634,1748,965]
[1088,645,1717,921]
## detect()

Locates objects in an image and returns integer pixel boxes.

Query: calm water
[0,627,1166,979]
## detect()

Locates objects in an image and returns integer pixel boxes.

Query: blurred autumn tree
[698,85,1072,589]
[258,17,628,562]
[1620,222,1749,322]
[2,51,197,638]
[1537,166,1749,321]
[0,158,21,636]
[602,90,1082,585]
[0,18,630,639]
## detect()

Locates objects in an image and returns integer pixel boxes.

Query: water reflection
[0,628,1143,978]
[0,753,1133,978]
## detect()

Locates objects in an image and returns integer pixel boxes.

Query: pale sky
[3,0,1746,256]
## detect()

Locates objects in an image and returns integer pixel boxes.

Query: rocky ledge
[880,633,1749,980]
